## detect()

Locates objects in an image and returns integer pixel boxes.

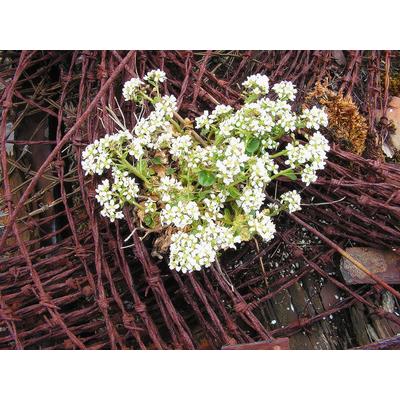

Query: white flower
[144,199,157,214]
[308,131,330,157]
[242,74,270,96]
[127,138,144,160]
[100,199,124,222]
[261,136,279,150]
[144,69,166,84]
[112,167,140,203]
[196,221,240,251]
[211,104,233,122]
[249,154,278,188]
[160,201,200,228]
[95,178,125,222]
[216,137,248,185]
[170,135,193,160]
[90,165,139,221]
[277,111,297,132]
[157,176,183,202]
[272,81,298,101]
[169,231,216,273]
[153,129,174,150]
[84,70,331,274]
[95,179,113,206]
[237,185,265,214]
[285,142,312,168]
[195,110,212,130]
[202,192,226,222]
[300,106,328,130]
[185,145,220,169]
[285,132,329,170]
[280,190,302,213]
[195,105,233,132]
[81,130,135,176]
[218,118,235,138]
[154,95,177,118]
[260,98,292,118]
[123,78,144,102]
[248,211,276,242]
[134,109,171,149]
[168,221,240,273]
[82,141,112,176]
[301,164,318,185]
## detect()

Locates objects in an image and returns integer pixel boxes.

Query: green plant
[82,70,329,273]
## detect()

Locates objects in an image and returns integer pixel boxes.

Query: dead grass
[306,81,369,156]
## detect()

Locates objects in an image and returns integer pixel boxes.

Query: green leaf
[144,214,154,228]
[166,167,175,176]
[197,190,211,201]
[151,157,162,165]
[245,138,261,155]
[137,159,148,175]
[223,208,232,224]
[198,171,216,187]
[285,171,297,180]
[227,186,241,199]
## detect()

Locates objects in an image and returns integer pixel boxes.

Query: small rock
[340,247,400,285]
[377,96,400,156]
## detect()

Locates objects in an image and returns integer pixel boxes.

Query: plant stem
[270,149,287,159]
[270,168,294,180]
[120,158,149,185]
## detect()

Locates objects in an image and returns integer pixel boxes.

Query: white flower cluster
[157,176,183,202]
[144,69,166,84]
[202,192,227,222]
[82,140,112,176]
[160,201,200,228]
[169,222,240,273]
[154,95,177,118]
[285,131,330,185]
[237,186,265,215]
[249,154,279,188]
[95,172,139,222]
[144,199,157,214]
[134,97,177,148]
[216,96,300,149]
[248,211,276,242]
[170,135,193,159]
[197,221,241,251]
[169,231,216,273]
[82,130,135,175]
[123,78,144,102]
[134,113,170,149]
[184,144,220,169]
[95,179,124,221]
[216,137,249,185]
[242,73,270,96]
[82,70,330,274]
[195,104,234,131]
[272,81,298,101]
[280,190,302,213]
[112,167,140,203]
[300,106,329,130]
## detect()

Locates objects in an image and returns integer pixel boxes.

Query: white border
[0,350,398,399]
[1,0,399,49]
[1,2,398,399]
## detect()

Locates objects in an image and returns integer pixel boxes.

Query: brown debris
[306,81,369,156]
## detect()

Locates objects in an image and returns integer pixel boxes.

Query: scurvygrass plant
[82,70,329,273]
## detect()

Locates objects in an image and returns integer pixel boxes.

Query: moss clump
[306,81,368,156]
[388,71,400,97]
